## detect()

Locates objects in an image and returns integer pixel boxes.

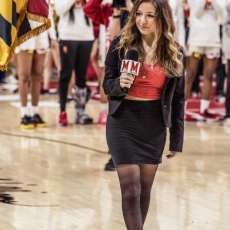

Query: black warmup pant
[226,60,230,117]
[59,40,93,112]
[216,58,226,96]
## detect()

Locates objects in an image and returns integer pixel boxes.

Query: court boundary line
[0,130,107,154]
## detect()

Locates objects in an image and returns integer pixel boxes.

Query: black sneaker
[104,158,115,171]
[31,114,47,127]
[20,115,34,129]
[76,113,93,125]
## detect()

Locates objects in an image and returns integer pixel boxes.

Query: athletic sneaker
[20,115,34,129]
[31,114,47,127]
[59,112,68,126]
[76,113,93,125]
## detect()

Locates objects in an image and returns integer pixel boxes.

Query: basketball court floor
[0,95,230,230]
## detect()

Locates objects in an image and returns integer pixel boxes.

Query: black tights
[117,164,158,230]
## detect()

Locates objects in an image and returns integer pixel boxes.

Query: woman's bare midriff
[125,95,158,101]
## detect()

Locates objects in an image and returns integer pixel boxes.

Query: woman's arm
[103,38,127,97]
[54,0,75,16]
[169,75,185,153]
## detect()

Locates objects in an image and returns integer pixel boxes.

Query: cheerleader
[168,0,185,48]
[55,0,94,126]
[15,1,55,129]
[185,0,225,121]
[222,0,230,126]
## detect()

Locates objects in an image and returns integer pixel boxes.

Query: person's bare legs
[31,52,45,107]
[202,57,218,100]
[185,55,200,100]
[43,42,61,91]
[17,51,33,107]
[43,50,52,91]
[90,39,101,78]
[198,57,218,115]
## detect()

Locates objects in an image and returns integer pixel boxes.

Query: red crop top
[128,64,166,100]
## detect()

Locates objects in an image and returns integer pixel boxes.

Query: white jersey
[223,0,230,59]
[55,0,94,41]
[168,0,185,48]
[188,0,225,47]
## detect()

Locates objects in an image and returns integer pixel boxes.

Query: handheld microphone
[120,49,141,91]
[120,49,141,76]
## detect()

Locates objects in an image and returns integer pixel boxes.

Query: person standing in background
[222,0,230,126]
[55,0,94,126]
[168,0,185,49]
[15,0,55,129]
[185,0,225,121]
[42,3,60,94]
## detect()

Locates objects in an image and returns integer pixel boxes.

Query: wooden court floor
[0,97,230,230]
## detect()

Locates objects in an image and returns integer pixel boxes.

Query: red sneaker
[59,112,68,126]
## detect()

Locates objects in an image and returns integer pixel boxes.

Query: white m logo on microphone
[120,60,141,76]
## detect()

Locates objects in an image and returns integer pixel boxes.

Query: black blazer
[103,37,185,152]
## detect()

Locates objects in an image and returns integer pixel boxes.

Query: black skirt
[106,99,167,166]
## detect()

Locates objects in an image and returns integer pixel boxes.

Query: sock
[20,106,29,118]
[200,99,210,113]
[31,106,39,116]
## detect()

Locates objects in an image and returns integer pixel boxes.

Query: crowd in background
[0,0,230,129]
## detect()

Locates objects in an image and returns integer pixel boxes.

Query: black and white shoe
[76,113,93,125]
[31,114,47,127]
[20,115,34,129]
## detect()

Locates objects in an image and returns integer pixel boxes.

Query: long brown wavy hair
[118,0,183,76]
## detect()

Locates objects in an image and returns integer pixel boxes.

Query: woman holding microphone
[103,0,185,229]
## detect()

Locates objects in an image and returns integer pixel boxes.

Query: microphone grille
[125,49,139,61]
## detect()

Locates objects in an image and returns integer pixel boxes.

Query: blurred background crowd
[0,0,230,129]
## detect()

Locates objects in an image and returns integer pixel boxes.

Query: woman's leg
[31,52,45,108]
[116,164,143,230]
[17,51,33,108]
[200,57,218,115]
[30,52,46,126]
[43,50,52,92]
[202,57,218,100]
[185,55,200,100]
[139,164,158,225]
[185,55,203,121]
[16,51,34,128]
[90,39,101,79]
